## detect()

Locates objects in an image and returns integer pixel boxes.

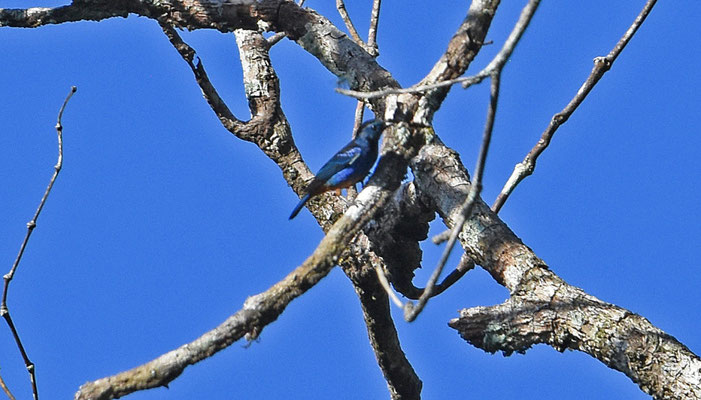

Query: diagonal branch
[337,0,536,103]
[75,219,371,399]
[491,0,658,213]
[0,372,16,400]
[75,123,424,400]
[336,0,365,48]
[411,139,700,399]
[366,0,381,56]
[341,243,422,400]
[2,86,76,400]
[405,0,540,321]
[160,24,245,133]
[78,20,424,398]
[2,1,399,115]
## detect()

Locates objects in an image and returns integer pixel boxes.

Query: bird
[289,119,387,220]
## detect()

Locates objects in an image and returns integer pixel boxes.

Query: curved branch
[1,1,398,111]
[411,139,701,399]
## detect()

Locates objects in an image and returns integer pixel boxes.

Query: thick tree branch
[74,124,425,399]
[341,241,422,400]
[6,2,682,399]
[407,0,540,320]
[450,267,701,399]
[75,19,425,396]
[411,139,700,399]
[75,229,361,400]
[165,17,421,398]
[1,1,398,109]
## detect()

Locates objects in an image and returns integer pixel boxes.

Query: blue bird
[289,119,387,220]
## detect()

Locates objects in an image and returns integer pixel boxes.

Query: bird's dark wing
[312,142,362,183]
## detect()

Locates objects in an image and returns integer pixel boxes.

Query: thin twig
[374,265,404,308]
[347,0,381,132]
[417,254,474,297]
[1,86,76,400]
[366,0,381,56]
[336,0,539,101]
[266,32,286,47]
[491,0,657,213]
[352,101,365,136]
[336,0,365,47]
[0,370,17,400]
[337,75,476,100]
[376,253,475,303]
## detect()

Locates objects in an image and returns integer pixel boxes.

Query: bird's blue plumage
[289,119,386,219]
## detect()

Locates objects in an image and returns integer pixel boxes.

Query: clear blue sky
[1,1,699,399]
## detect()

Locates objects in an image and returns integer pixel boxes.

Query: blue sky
[1,1,700,399]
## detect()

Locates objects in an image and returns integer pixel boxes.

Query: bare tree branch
[1,1,399,115]
[76,17,424,396]
[160,24,245,133]
[75,243,351,399]
[341,242,422,400]
[333,0,502,320]
[266,0,307,46]
[0,369,17,400]
[405,74,500,322]
[337,0,537,103]
[3,2,684,399]
[450,267,701,399]
[336,0,365,48]
[404,0,540,321]
[1,86,76,400]
[491,0,658,213]
[366,0,381,56]
[411,139,700,398]
[75,122,424,399]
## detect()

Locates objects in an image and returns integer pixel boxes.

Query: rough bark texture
[2,1,696,400]
[450,271,701,399]
[412,139,701,399]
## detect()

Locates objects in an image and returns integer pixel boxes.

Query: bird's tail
[289,193,311,220]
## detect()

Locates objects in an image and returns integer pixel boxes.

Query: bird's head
[356,119,387,143]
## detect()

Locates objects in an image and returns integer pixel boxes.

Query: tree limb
[450,267,701,399]
[341,241,422,400]
[411,139,701,399]
[491,0,658,212]
[2,86,76,400]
